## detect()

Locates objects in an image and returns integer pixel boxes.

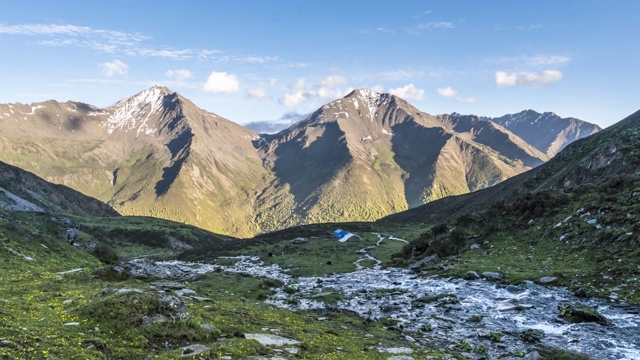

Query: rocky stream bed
[127,233,640,359]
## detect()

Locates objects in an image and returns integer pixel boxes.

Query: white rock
[245,333,301,346]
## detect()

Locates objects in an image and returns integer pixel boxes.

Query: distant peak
[346,88,384,100]
[104,86,177,135]
[135,85,174,100]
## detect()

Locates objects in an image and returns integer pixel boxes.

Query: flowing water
[164,233,640,359]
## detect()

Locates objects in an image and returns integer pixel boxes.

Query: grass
[397,175,640,305]
[0,208,460,359]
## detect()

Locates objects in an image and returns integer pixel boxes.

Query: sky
[1,0,638,131]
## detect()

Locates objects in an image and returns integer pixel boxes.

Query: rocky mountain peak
[104,85,178,136]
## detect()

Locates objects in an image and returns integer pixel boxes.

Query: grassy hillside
[387,110,640,305]
[0,209,457,359]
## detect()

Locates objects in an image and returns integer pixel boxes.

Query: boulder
[175,288,197,297]
[245,333,301,346]
[520,329,545,343]
[482,271,502,280]
[558,302,608,325]
[409,254,438,269]
[181,344,210,358]
[463,271,480,280]
[523,351,542,360]
[537,276,558,285]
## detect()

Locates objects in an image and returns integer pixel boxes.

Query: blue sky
[1,0,638,131]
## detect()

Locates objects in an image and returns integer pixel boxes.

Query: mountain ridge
[0,86,600,236]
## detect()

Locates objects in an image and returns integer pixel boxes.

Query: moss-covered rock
[558,302,608,325]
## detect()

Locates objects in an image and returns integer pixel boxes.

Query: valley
[0,91,636,360]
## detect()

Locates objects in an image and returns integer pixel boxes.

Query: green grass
[0,208,460,359]
[223,232,369,277]
[399,175,640,305]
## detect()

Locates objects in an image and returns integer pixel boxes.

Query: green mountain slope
[0,87,597,237]
[382,109,640,304]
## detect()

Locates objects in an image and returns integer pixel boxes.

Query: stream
[160,233,640,359]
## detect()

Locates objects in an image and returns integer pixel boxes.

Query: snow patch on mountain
[355,89,387,122]
[104,86,169,136]
[25,105,45,115]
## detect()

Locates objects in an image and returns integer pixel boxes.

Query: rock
[146,314,172,324]
[537,276,558,284]
[0,339,12,347]
[497,301,533,311]
[381,302,401,312]
[159,295,189,318]
[523,351,542,360]
[285,347,299,354]
[380,347,413,354]
[189,296,212,302]
[558,302,609,325]
[117,288,144,294]
[520,329,545,343]
[463,271,480,280]
[469,243,480,250]
[289,237,309,244]
[387,356,414,360]
[56,268,84,275]
[97,288,118,297]
[64,228,80,244]
[245,333,301,346]
[63,322,80,326]
[175,288,197,296]
[409,254,438,269]
[439,263,455,271]
[181,344,210,358]
[482,271,502,280]
[150,281,184,290]
[119,259,197,280]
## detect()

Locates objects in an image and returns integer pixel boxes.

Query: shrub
[94,243,119,264]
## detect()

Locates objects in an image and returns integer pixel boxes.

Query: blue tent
[333,229,348,239]
[333,229,355,242]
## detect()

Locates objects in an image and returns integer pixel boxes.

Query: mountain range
[0,86,600,236]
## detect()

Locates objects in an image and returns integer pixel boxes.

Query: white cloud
[281,91,308,107]
[203,71,240,94]
[369,69,425,81]
[529,55,570,66]
[279,76,353,107]
[496,70,563,87]
[318,86,354,101]
[246,86,270,100]
[99,59,128,77]
[0,22,279,62]
[418,21,455,30]
[2,23,96,36]
[165,69,193,81]
[320,75,347,88]
[244,112,308,133]
[135,48,193,59]
[290,78,306,91]
[456,96,478,104]
[389,84,425,101]
[436,86,457,97]
[496,54,571,67]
